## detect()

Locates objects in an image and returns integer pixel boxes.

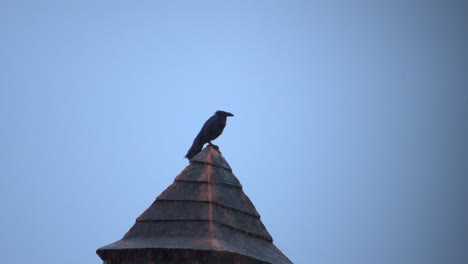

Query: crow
[185,110,234,160]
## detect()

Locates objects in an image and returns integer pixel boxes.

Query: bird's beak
[226,112,234,117]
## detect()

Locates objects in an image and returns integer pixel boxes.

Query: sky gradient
[1,1,467,263]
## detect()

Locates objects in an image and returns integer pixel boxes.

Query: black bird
[185,110,234,160]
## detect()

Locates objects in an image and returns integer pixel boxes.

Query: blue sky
[1,1,467,263]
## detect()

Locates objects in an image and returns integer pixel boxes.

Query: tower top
[97,146,292,264]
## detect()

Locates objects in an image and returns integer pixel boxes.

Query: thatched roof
[96,145,292,264]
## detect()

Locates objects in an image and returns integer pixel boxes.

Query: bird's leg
[208,141,219,149]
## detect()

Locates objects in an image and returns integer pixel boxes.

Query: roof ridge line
[190,160,232,171]
[137,219,273,242]
[155,199,260,218]
[174,179,242,189]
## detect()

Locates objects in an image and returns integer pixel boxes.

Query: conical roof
[96,146,292,264]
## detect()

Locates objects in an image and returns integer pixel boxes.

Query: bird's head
[215,110,234,117]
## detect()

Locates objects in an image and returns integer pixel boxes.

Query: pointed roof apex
[190,145,232,170]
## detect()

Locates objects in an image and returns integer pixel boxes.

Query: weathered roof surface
[96,146,292,264]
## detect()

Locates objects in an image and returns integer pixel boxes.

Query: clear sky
[1,1,467,264]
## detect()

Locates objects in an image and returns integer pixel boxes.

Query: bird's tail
[185,136,204,160]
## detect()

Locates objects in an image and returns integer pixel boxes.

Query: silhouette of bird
[185,110,234,160]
